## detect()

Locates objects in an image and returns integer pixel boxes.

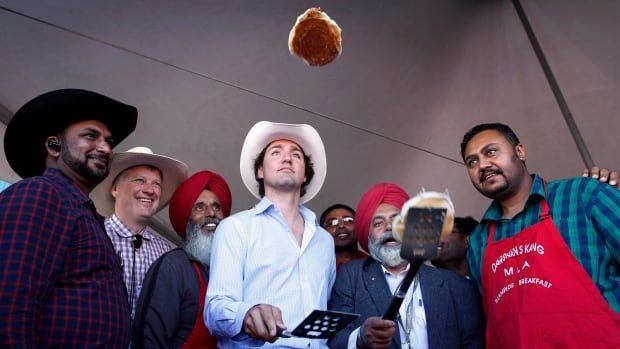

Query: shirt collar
[381,262,410,277]
[481,173,546,222]
[251,196,319,226]
[44,168,93,206]
[108,214,155,240]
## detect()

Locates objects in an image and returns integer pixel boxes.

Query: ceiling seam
[512,0,593,169]
[0,4,463,165]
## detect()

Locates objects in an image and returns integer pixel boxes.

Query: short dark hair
[460,123,520,161]
[453,216,479,236]
[319,203,356,226]
[252,141,315,198]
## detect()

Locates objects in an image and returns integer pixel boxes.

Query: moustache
[86,153,109,165]
[377,232,399,247]
[200,217,221,229]
[479,168,503,184]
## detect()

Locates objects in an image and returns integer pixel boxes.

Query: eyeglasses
[324,216,355,228]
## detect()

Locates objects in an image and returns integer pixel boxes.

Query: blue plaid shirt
[468,174,620,312]
[0,168,131,347]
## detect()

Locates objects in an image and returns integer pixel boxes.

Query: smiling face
[323,207,357,249]
[368,203,406,268]
[187,189,224,235]
[56,119,114,189]
[112,165,162,224]
[463,129,528,201]
[257,139,307,196]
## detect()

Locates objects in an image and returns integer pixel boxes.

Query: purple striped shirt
[105,214,171,318]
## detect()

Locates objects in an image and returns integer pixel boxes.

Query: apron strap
[487,179,551,245]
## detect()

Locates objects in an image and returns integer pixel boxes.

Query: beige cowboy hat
[240,121,326,204]
[90,146,189,216]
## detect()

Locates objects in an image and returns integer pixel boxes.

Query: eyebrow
[81,127,102,134]
[464,142,500,162]
[267,142,303,153]
[81,127,114,141]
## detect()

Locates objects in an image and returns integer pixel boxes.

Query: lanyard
[396,275,419,349]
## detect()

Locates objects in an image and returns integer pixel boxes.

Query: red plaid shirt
[0,168,131,348]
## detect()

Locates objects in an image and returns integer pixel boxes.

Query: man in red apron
[460,123,620,348]
[132,170,232,348]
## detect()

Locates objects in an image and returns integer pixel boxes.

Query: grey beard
[184,221,214,266]
[368,232,406,268]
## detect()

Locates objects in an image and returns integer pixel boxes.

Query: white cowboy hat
[90,146,189,216]
[240,121,327,204]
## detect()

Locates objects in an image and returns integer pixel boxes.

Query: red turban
[169,170,232,238]
[355,183,409,253]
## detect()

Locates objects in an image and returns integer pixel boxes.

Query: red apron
[481,199,620,348]
[181,262,217,349]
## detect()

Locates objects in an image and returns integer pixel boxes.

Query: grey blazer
[328,257,484,349]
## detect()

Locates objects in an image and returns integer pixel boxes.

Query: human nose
[478,156,492,169]
[140,182,158,195]
[282,152,292,163]
[95,139,112,154]
[205,206,217,217]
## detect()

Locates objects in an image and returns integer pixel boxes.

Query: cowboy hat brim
[4,89,137,178]
[90,148,189,217]
[240,121,326,204]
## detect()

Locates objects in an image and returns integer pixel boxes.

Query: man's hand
[357,316,396,349]
[583,166,619,189]
[243,304,286,343]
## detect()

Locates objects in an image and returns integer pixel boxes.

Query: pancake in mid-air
[288,7,342,66]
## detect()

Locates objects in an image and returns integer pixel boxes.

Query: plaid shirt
[0,168,131,348]
[468,174,620,312]
[105,214,171,318]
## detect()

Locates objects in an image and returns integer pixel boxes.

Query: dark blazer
[328,257,484,349]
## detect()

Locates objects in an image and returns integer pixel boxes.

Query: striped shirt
[468,174,620,312]
[105,214,171,318]
[0,168,131,347]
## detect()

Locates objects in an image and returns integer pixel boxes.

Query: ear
[111,183,119,199]
[515,143,526,162]
[45,136,61,158]
[257,166,264,180]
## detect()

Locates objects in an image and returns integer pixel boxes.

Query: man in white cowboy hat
[206,121,336,348]
[90,146,188,318]
[0,89,137,348]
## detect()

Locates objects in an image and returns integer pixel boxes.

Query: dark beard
[61,147,109,184]
[335,242,358,253]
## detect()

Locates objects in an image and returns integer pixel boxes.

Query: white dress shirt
[206,197,336,348]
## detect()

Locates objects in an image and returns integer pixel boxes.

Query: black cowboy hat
[4,89,138,178]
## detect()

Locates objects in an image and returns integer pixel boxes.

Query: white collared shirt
[347,263,428,349]
[205,197,336,348]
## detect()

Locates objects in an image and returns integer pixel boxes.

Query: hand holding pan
[382,190,455,320]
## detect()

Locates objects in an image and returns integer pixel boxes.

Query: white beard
[184,221,214,266]
[369,232,406,268]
